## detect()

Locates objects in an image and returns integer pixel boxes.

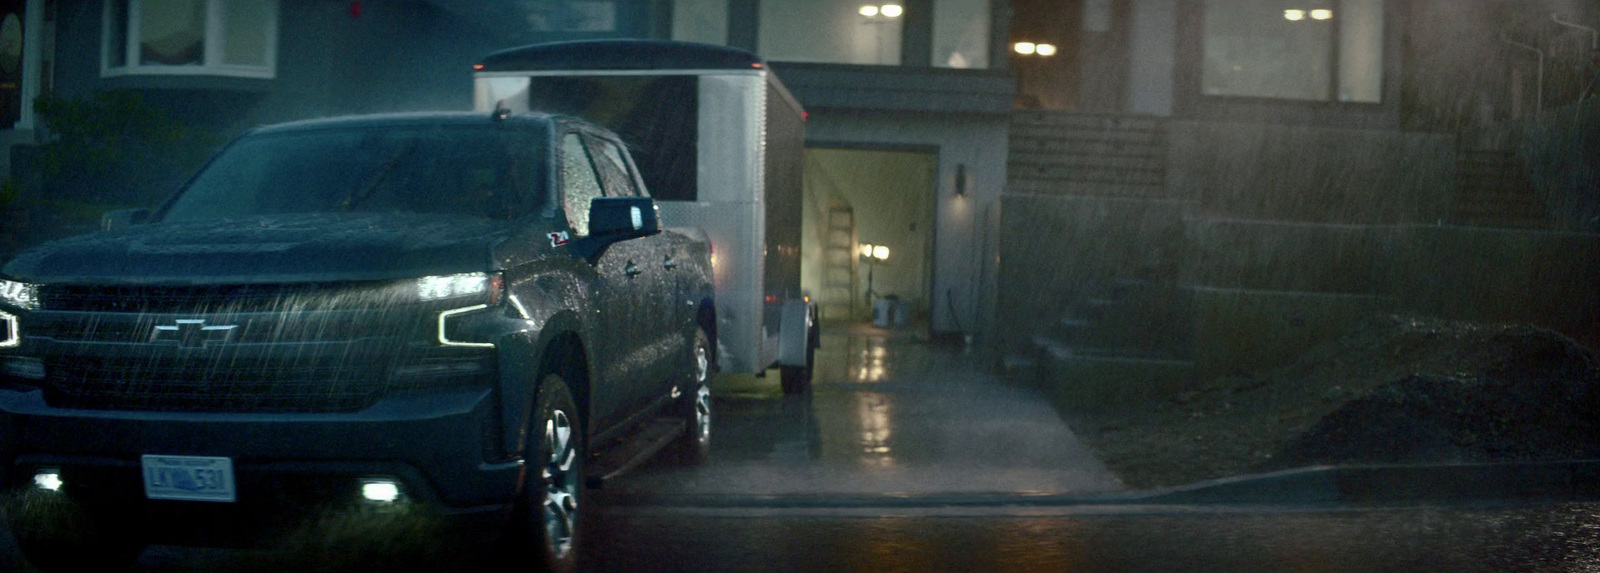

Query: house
[2,1,1594,385]
[997,0,1600,405]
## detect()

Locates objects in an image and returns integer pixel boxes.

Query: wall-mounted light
[872,246,890,260]
[860,4,902,18]
[954,163,967,197]
[1284,9,1305,21]
[860,243,875,257]
[1014,42,1056,57]
[1310,9,1332,20]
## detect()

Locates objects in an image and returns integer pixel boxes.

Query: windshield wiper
[341,142,418,210]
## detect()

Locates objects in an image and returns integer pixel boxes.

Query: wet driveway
[601,324,1123,499]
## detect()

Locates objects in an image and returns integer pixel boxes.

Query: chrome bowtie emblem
[152,319,238,348]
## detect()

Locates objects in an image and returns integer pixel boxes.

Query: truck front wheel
[499,373,585,573]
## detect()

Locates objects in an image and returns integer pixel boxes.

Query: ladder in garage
[820,202,856,322]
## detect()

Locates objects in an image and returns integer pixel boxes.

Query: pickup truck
[0,111,714,571]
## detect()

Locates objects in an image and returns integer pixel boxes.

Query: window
[102,0,278,78]
[760,0,903,65]
[933,0,991,69]
[525,75,699,202]
[1201,0,1382,103]
[587,135,646,198]
[671,0,727,45]
[560,133,606,237]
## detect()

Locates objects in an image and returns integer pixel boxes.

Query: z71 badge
[548,231,570,247]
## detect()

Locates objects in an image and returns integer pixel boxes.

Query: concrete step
[1032,336,1196,411]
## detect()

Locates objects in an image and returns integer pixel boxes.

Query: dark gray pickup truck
[0,111,715,571]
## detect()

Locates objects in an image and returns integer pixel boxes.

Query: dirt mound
[1061,315,1600,488]
[1273,324,1600,467]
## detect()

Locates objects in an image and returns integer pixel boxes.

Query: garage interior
[799,147,937,328]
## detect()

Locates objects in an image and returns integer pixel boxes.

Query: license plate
[141,455,236,502]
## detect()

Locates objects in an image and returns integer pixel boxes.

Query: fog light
[33,470,62,492]
[360,478,402,503]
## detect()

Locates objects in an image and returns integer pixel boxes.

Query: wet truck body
[0,111,715,569]
[473,40,818,393]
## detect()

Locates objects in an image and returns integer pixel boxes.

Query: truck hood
[1,213,514,284]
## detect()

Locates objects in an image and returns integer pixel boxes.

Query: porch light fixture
[873,246,890,260]
[1014,42,1037,55]
[1311,9,1332,20]
[1035,43,1058,56]
[1284,9,1305,21]
[860,4,901,18]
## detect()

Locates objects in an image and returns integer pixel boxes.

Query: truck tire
[674,330,713,462]
[499,373,584,573]
[779,337,815,395]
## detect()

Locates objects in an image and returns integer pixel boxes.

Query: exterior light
[1310,9,1332,20]
[1284,9,1305,20]
[33,470,62,492]
[872,246,889,260]
[1014,42,1037,55]
[361,478,402,503]
[0,310,18,348]
[881,4,903,18]
[859,5,878,16]
[1035,43,1058,56]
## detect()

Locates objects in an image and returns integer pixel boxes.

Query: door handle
[625,261,641,278]
[663,255,677,270]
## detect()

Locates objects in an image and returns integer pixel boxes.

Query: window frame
[557,129,608,238]
[100,0,280,79]
[1172,0,1402,129]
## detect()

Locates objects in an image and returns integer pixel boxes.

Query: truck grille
[39,283,395,314]
[43,356,388,413]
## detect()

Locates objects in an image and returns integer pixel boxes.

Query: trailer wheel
[779,337,815,395]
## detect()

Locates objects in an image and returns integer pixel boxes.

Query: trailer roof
[476,40,766,72]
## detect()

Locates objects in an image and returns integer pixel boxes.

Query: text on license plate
[141,455,236,502]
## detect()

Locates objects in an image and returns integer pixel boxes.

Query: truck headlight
[0,310,19,348]
[0,279,38,310]
[438,305,496,348]
[415,272,501,304]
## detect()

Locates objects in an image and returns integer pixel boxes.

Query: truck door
[584,133,685,404]
[557,131,644,432]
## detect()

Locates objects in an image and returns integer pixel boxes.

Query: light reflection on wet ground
[604,324,1122,497]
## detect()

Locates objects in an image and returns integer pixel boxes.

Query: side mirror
[570,197,661,263]
[101,208,150,231]
[588,196,660,239]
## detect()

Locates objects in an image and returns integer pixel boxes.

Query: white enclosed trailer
[473,40,818,393]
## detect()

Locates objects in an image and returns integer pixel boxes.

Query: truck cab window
[560,132,605,236]
[586,135,643,198]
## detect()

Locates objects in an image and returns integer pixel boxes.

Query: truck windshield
[161,125,547,223]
